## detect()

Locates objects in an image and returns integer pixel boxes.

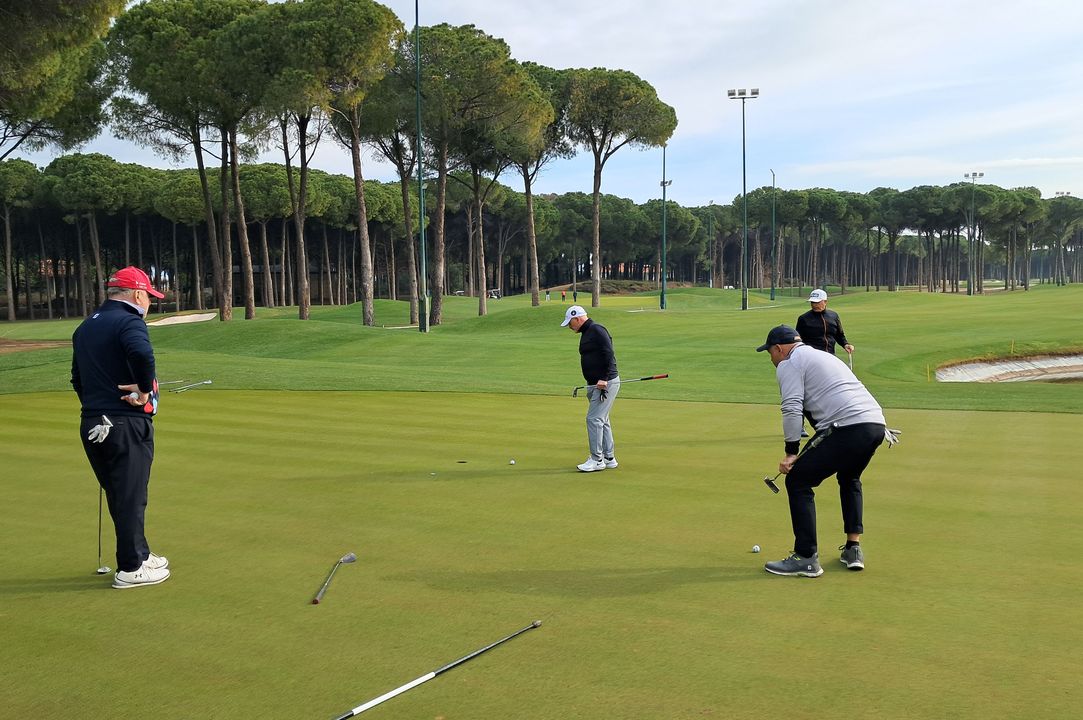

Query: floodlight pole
[415,1,429,331]
[660,143,672,310]
[770,168,776,301]
[728,88,759,310]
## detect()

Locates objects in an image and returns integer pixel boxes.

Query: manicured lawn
[1,287,1081,718]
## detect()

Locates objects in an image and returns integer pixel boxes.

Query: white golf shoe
[144,552,169,570]
[577,458,606,472]
[112,564,171,589]
[604,457,618,469]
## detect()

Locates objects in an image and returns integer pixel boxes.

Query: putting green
[1,390,1080,718]
[1,287,1081,718]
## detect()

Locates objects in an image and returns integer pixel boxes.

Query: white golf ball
[509,459,516,465]
[752,545,761,553]
[128,391,140,401]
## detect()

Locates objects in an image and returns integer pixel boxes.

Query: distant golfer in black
[795,289,853,357]
[72,267,170,589]
[562,305,620,472]
[756,324,892,578]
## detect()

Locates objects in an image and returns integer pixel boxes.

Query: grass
[1,286,1082,718]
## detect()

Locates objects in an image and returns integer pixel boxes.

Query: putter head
[572,387,580,398]
[763,476,780,494]
[340,552,357,564]
[96,566,111,574]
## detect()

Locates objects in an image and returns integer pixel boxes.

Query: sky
[18,0,1083,207]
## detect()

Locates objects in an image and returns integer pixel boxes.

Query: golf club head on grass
[312,551,358,604]
[96,565,111,574]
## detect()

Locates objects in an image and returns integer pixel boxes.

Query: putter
[96,487,111,574]
[171,379,212,393]
[849,350,854,371]
[312,552,357,604]
[572,373,669,397]
[763,426,833,493]
[332,621,542,719]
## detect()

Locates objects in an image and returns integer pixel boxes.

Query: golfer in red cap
[71,267,171,589]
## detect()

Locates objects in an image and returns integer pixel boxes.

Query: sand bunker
[937,354,1083,383]
[148,312,217,327]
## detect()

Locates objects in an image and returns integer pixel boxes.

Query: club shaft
[333,622,541,718]
[97,487,103,565]
[574,373,668,392]
[313,561,342,604]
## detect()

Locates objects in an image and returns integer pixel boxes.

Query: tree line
[2,1,1080,324]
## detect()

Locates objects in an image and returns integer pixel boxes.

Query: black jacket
[71,300,157,418]
[577,318,618,384]
[795,308,848,354]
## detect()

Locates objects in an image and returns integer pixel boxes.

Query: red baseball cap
[107,267,165,298]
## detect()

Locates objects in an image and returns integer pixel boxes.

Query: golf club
[849,350,854,371]
[572,373,669,397]
[312,552,357,604]
[96,487,111,574]
[157,380,188,386]
[763,425,833,493]
[171,379,212,393]
[332,621,542,719]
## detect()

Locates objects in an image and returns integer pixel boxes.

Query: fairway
[2,288,1082,719]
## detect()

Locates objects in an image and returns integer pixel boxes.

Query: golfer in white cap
[561,305,620,472]
[795,289,853,358]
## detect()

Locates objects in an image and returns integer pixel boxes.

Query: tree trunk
[259,220,273,307]
[429,143,448,326]
[228,127,256,319]
[192,224,203,310]
[3,203,14,321]
[521,162,541,306]
[218,133,234,320]
[590,153,603,307]
[347,124,374,325]
[283,115,310,320]
[397,173,419,324]
[192,124,225,319]
[87,210,105,305]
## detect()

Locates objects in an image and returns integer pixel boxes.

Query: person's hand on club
[596,379,608,400]
[778,453,798,475]
[844,344,854,355]
[87,415,113,444]
[118,383,148,407]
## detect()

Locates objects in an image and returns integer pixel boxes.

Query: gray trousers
[585,376,620,460]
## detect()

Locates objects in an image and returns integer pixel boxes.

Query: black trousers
[80,415,154,572]
[785,423,884,558]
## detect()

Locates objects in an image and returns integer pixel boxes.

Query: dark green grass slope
[1,391,1080,719]
[3,285,1083,412]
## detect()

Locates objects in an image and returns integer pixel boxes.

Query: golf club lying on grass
[332,621,542,719]
[312,552,357,604]
[171,380,212,393]
[763,426,832,494]
[572,373,669,397]
[96,487,110,575]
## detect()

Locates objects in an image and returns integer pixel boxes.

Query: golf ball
[752,545,761,553]
[128,391,140,401]
[509,459,516,465]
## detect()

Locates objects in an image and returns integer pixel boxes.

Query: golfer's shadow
[0,575,112,596]
[399,565,757,599]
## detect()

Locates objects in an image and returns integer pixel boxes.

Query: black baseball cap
[756,324,801,352]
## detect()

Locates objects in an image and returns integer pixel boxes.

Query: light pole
[660,143,672,310]
[707,200,715,289]
[770,168,776,301]
[728,88,759,310]
[964,171,983,296]
[414,0,429,331]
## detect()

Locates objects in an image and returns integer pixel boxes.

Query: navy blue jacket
[578,318,618,384]
[71,300,157,418]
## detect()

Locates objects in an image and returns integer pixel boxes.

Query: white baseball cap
[561,305,587,327]
[807,289,828,302]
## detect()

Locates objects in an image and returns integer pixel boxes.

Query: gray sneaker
[839,544,864,570]
[764,552,823,578]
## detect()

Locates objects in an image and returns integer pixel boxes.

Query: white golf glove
[87,415,113,444]
[884,427,901,448]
